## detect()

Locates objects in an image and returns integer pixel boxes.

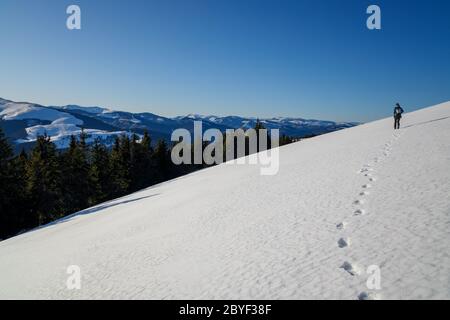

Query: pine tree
[141,130,152,153]
[0,128,14,238]
[110,135,131,197]
[129,132,153,191]
[140,130,154,183]
[0,130,32,239]
[61,133,92,213]
[9,150,30,232]
[153,139,170,182]
[0,127,12,159]
[1,124,229,239]
[26,135,62,225]
[280,134,293,146]
[90,138,112,203]
[254,118,266,131]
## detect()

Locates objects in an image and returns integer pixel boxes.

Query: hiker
[393,103,404,129]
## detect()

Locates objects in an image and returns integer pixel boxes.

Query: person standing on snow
[394,103,404,129]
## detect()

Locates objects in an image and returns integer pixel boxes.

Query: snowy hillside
[0,102,449,299]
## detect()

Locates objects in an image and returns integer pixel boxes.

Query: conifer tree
[0,128,14,238]
[153,138,170,182]
[26,135,62,225]
[129,132,154,191]
[254,118,265,131]
[110,135,131,197]
[6,150,30,235]
[280,134,293,146]
[141,130,152,153]
[61,133,92,213]
[90,138,112,203]
[1,125,231,239]
[141,130,154,179]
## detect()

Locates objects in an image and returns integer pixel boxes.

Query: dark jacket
[394,106,404,118]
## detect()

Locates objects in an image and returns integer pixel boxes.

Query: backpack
[394,107,403,117]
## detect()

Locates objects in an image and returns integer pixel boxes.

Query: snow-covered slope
[0,102,449,300]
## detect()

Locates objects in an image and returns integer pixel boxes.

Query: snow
[15,116,134,149]
[24,121,79,141]
[97,111,121,119]
[172,114,354,131]
[0,101,133,148]
[59,105,110,114]
[47,130,136,149]
[0,102,91,147]
[0,98,11,107]
[1,98,357,150]
[0,101,449,299]
[17,127,136,149]
[0,103,82,124]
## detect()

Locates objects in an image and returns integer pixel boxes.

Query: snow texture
[0,102,449,299]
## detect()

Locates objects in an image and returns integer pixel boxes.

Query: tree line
[0,122,294,240]
[0,129,195,240]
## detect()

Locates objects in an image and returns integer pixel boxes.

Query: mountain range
[0,97,358,150]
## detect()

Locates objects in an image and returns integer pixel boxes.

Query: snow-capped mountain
[0,97,358,150]
[0,99,131,150]
[0,101,449,299]
[178,114,358,137]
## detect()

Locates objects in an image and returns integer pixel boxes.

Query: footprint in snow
[354,209,365,216]
[359,191,369,196]
[358,292,381,300]
[369,177,377,182]
[336,222,346,230]
[362,184,371,189]
[353,199,364,205]
[337,237,350,248]
[341,261,361,276]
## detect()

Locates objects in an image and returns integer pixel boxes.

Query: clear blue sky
[1,0,449,122]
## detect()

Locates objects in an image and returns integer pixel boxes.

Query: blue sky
[0,0,449,122]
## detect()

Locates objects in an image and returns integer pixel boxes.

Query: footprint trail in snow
[336,130,404,299]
